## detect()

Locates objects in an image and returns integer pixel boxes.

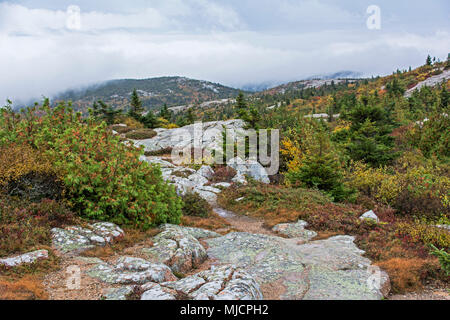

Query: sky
[0,0,449,104]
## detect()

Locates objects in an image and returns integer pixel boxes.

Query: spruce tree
[186,107,195,124]
[440,84,450,109]
[142,110,158,128]
[235,91,248,120]
[159,104,172,121]
[98,100,121,125]
[128,89,144,121]
[345,101,398,167]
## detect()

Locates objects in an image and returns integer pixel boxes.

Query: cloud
[0,1,449,104]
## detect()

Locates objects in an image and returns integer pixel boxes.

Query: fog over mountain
[1,0,449,104]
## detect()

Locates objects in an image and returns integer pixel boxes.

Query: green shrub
[0,103,182,229]
[125,129,157,140]
[181,192,212,218]
[429,244,450,276]
[407,113,450,161]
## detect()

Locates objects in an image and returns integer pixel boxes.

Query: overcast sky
[1,0,449,104]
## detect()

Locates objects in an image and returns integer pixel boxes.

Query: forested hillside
[55,76,243,114]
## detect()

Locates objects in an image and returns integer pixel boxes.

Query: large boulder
[142,224,219,273]
[227,157,270,184]
[51,222,125,255]
[0,249,48,268]
[205,232,390,300]
[87,256,177,285]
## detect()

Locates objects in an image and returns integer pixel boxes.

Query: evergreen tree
[128,89,144,121]
[98,100,121,125]
[92,101,102,119]
[287,131,352,201]
[90,100,121,125]
[159,104,172,121]
[142,110,159,128]
[440,84,450,109]
[186,107,195,124]
[235,91,248,120]
[386,77,405,96]
[426,55,433,66]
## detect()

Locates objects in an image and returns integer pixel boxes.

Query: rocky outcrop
[136,265,262,300]
[145,158,227,205]
[133,119,246,154]
[206,232,390,300]
[227,157,270,184]
[272,220,317,241]
[142,224,220,273]
[51,222,125,255]
[87,256,177,285]
[157,265,263,300]
[58,221,389,300]
[405,68,450,97]
[0,249,48,268]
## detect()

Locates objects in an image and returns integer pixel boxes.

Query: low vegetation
[0,102,182,230]
[125,128,157,140]
[218,181,449,292]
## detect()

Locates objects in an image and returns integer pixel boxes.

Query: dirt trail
[213,207,276,236]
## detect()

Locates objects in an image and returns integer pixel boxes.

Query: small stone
[272,220,317,240]
[212,182,232,189]
[359,210,379,223]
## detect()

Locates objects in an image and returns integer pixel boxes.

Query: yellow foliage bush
[117,116,145,129]
[280,123,318,172]
[0,143,58,189]
[348,158,450,217]
[396,222,450,249]
[347,161,398,204]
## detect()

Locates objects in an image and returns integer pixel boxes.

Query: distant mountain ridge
[54,76,244,113]
[53,71,363,112]
[241,71,362,93]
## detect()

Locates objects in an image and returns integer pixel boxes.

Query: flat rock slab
[0,249,48,268]
[51,222,125,255]
[140,265,263,300]
[206,232,389,300]
[142,224,219,273]
[272,220,317,241]
[102,286,136,300]
[87,256,177,285]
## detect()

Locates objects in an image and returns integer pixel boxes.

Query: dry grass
[376,258,441,293]
[0,275,48,300]
[181,211,230,231]
[110,125,133,134]
[125,128,157,140]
